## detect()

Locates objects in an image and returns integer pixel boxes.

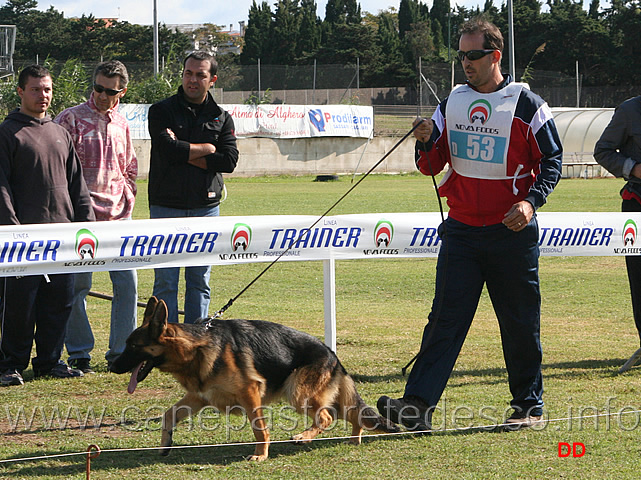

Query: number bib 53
[446,83,523,180]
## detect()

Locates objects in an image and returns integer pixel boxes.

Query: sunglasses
[457,49,496,62]
[93,83,123,96]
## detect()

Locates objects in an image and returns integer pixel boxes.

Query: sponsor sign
[0,212,638,276]
[118,104,374,140]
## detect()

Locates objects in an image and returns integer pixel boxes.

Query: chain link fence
[214,62,638,109]
[8,57,637,110]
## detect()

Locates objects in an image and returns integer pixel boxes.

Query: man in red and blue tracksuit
[379,17,563,432]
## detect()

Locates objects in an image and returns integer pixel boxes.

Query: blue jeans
[65,269,138,364]
[149,204,219,324]
[405,216,544,416]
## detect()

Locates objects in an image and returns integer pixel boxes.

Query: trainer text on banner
[0,212,638,277]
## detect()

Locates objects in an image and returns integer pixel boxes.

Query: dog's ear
[141,296,159,326]
[148,299,168,340]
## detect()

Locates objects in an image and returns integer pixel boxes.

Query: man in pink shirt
[55,60,138,373]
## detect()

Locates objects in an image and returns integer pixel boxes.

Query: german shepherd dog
[110,297,399,461]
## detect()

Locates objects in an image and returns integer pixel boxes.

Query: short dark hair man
[378,17,563,431]
[0,65,95,386]
[147,52,239,323]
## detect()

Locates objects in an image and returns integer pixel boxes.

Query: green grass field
[1,174,640,479]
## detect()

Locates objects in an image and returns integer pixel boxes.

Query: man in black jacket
[594,96,641,365]
[0,65,95,386]
[148,51,239,324]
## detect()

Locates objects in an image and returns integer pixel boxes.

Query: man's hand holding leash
[413,117,433,143]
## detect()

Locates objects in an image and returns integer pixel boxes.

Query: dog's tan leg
[345,405,363,445]
[241,383,270,461]
[160,393,207,456]
[292,403,334,444]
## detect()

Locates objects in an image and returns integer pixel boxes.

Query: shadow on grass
[543,357,632,377]
[354,357,633,387]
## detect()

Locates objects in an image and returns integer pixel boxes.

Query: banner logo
[308,109,326,132]
[468,99,492,125]
[76,229,98,259]
[374,220,394,248]
[624,219,637,246]
[231,223,252,252]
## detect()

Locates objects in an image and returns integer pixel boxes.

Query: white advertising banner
[117,103,150,140]
[117,104,374,140]
[0,212,638,277]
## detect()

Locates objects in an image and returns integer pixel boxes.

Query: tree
[600,0,641,85]
[0,0,37,23]
[297,0,322,61]
[240,1,273,65]
[65,15,108,60]
[399,0,427,40]
[0,1,190,66]
[324,0,361,25]
[315,21,383,88]
[322,0,362,49]
[430,19,446,59]
[377,10,402,64]
[99,22,151,62]
[431,0,451,44]
[316,22,376,64]
[370,10,414,86]
[504,0,544,69]
[537,0,615,85]
[404,20,435,64]
[13,7,72,60]
[268,0,301,65]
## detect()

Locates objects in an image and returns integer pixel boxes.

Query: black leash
[401,133,448,376]
[210,121,424,320]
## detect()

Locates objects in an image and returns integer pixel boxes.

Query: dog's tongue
[127,363,142,394]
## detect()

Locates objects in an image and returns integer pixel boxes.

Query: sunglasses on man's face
[93,83,123,96]
[457,49,496,62]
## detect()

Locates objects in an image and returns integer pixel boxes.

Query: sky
[31,1,400,29]
[31,0,609,30]
[31,1,413,29]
